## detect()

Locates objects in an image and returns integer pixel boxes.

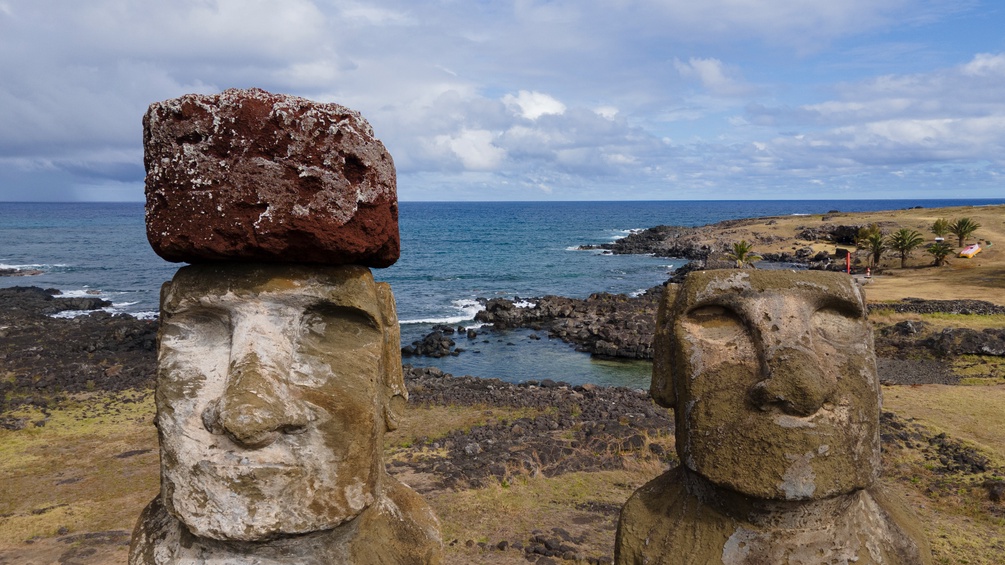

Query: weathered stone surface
[129,264,441,564]
[616,270,930,564]
[144,88,399,267]
[617,468,930,565]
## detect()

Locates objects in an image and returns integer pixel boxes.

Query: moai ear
[376,282,407,432]
[650,284,678,408]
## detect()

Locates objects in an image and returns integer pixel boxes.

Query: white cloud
[674,57,752,96]
[604,153,638,166]
[337,2,413,26]
[594,106,619,119]
[618,0,931,50]
[503,91,567,120]
[433,129,507,171]
[962,53,1005,77]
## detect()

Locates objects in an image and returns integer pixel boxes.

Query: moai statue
[130,89,442,564]
[615,270,930,565]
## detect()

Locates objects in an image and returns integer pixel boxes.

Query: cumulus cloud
[961,52,1005,77]
[674,57,752,97]
[432,129,507,171]
[744,52,1005,171]
[503,91,567,120]
[0,0,1000,200]
[612,0,946,51]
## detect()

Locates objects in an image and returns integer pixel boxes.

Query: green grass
[0,391,159,548]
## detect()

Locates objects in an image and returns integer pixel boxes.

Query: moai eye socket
[301,304,380,346]
[684,305,747,343]
[811,306,862,345]
[163,308,232,345]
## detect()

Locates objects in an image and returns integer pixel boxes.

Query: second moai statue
[130,88,442,564]
[615,270,930,565]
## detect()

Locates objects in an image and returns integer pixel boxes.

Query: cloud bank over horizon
[1,0,1003,201]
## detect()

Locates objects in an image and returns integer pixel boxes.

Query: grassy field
[725,204,1005,304]
[1,384,1002,564]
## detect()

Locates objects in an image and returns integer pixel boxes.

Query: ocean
[2,199,1002,388]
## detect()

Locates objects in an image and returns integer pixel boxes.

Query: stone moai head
[651,270,881,500]
[134,88,442,564]
[155,263,406,541]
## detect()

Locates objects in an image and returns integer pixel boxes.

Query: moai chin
[130,89,441,564]
[615,270,931,565]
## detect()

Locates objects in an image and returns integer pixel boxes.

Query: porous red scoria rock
[143,88,399,267]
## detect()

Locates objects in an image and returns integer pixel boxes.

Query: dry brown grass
[883,384,1005,467]
[0,391,159,564]
[869,311,1005,331]
[2,383,1004,564]
[881,385,1005,564]
[385,403,546,450]
[723,204,1005,305]
[428,430,676,565]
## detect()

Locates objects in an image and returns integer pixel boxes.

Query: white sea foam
[609,228,642,241]
[49,310,86,319]
[49,306,158,320]
[45,288,157,320]
[0,263,70,270]
[569,247,614,255]
[399,298,485,325]
[56,288,104,298]
[513,300,536,308]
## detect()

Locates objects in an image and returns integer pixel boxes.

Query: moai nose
[203,351,313,448]
[750,346,836,417]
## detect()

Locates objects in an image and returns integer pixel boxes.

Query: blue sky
[1,0,1003,201]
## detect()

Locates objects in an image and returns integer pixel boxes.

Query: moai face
[651,270,880,500]
[154,264,405,541]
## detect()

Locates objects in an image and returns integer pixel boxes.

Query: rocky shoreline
[3,284,995,420]
[578,217,864,270]
[0,287,158,420]
[464,286,1004,375]
[473,289,663,360]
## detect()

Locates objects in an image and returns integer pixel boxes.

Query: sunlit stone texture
[129,264,441,564]
[616,270,930,565]
[144,88,399,268]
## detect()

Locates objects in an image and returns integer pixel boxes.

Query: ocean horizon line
[3,197,1005,205]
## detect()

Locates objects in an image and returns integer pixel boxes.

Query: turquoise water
[2,199,1002,386]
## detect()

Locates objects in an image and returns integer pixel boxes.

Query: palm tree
[727,240,762,268]
[856,224,885,267]
[863,231,886,267]
[931,218,951,239]
[927,241,954,267]
[949,217,981,247]
[886,228,925,269]
[857,223,881,243]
